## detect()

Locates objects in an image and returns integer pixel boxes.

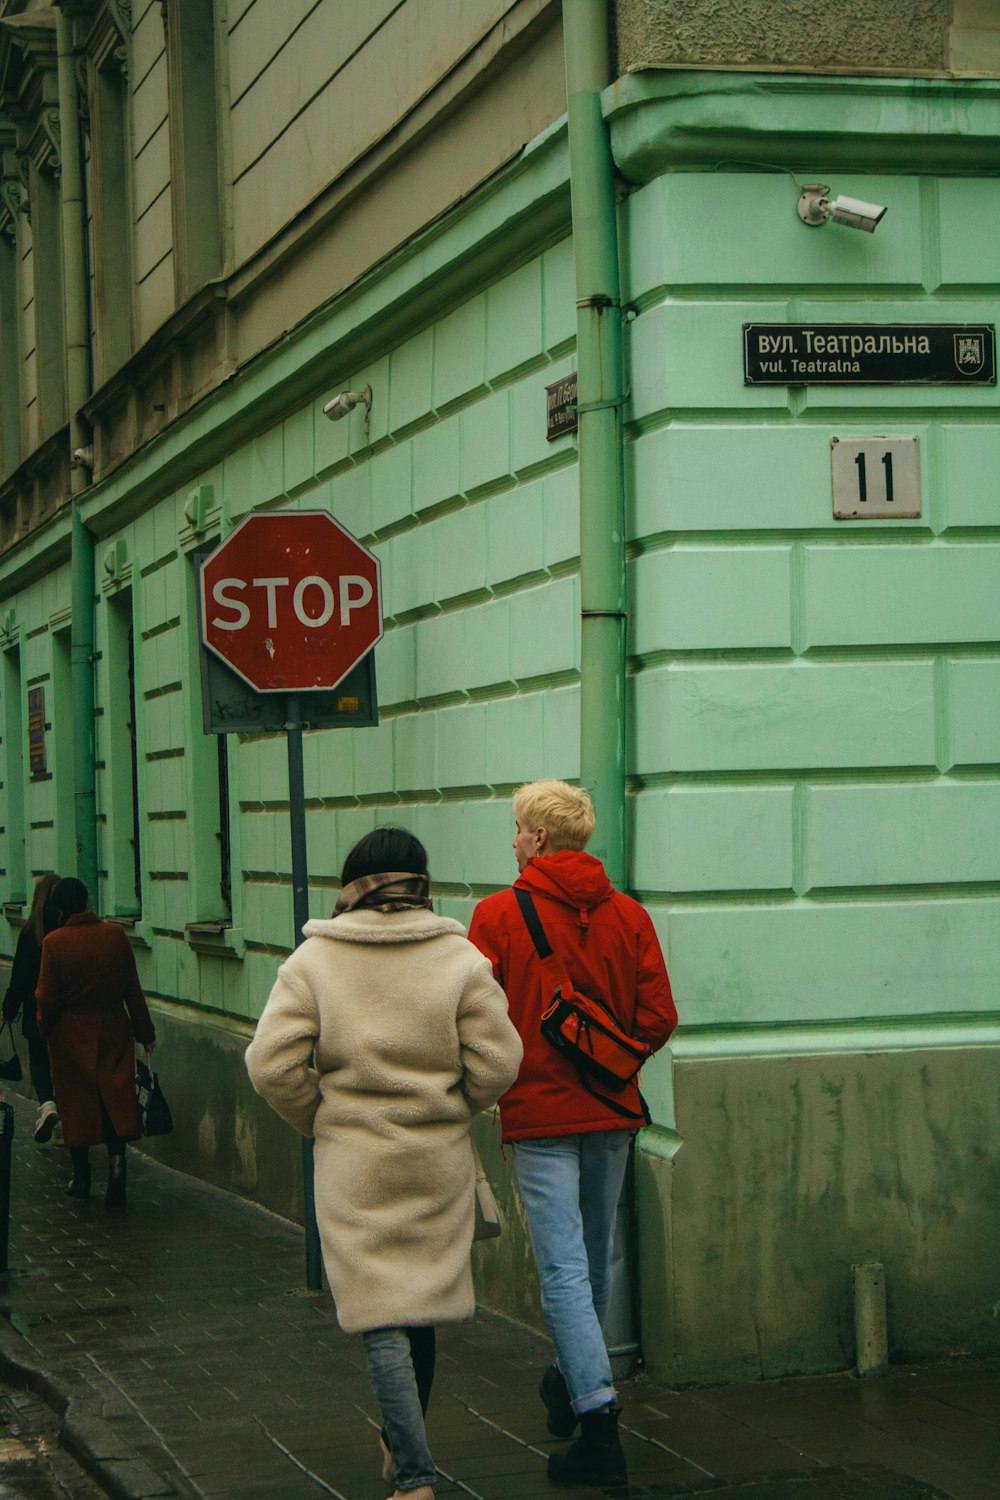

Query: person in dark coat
[2,872,61,1142]
[36,877,156,1207]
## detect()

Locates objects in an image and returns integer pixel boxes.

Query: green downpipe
[563,0,639,1375]
[563,0,626,889]
[56,8,98,897]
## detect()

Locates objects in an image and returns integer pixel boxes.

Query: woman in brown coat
[36,878,155,1207]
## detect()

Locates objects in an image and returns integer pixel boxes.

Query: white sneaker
[33,1101,59,1143]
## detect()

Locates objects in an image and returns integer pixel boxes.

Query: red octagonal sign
[200,510,382,693]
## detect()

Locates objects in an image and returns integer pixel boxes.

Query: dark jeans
[364,1325,436,1491]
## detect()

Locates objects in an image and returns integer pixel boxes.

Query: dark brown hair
[340,827,428,886]
[28,872,60,945]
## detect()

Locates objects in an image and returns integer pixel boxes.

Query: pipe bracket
[575,394,627,414]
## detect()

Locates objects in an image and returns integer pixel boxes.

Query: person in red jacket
[468,780,676,1488]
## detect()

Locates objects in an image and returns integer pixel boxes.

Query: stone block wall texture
[624,158,1000,1379]
[615,0,1000,76]
[623,166,1000,1032]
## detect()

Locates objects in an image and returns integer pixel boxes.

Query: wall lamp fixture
[797,184,887,234]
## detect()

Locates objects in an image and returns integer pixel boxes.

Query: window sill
[2,903,24,928]
[106,915,152,948]
[185,922,244,959]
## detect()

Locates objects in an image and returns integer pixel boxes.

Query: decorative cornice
[606,71,1000,182]
[39,105,60,175]
[0,176,22,238]
[108,0,131,41]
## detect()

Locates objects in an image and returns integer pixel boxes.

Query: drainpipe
[563,0,639,1377]
[55,5,98,898]
[563,0,626,889]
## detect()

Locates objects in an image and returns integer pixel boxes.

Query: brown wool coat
[36,912,156,1148]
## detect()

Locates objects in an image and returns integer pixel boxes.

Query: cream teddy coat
[245,907,522,1335]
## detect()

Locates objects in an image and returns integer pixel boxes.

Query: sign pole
[286,692,323,1292]
[198,510,383,1299]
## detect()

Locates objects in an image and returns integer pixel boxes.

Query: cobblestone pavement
[0,1092,997,1500]
[0,1376,103,1498]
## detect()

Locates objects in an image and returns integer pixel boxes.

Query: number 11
[854,450,895,505]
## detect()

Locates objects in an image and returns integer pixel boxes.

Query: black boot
[105,1151,127,1209]
[67,1148,91,1200]
[547,1403,626,1487]
[539,1364,577,1438]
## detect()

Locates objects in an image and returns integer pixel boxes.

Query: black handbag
[0,1020,22,1082]
[135,1059,172,1136]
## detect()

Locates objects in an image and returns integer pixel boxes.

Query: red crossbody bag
[515,889,651,1124]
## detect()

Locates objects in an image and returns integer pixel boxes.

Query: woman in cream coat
[246,827,522,1500]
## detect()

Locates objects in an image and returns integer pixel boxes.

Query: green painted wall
[616,76,1000,1380]
[0,66,997,1382]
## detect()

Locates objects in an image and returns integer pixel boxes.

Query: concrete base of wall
[133,1002,305,1222]
[639,1044,1000,1387]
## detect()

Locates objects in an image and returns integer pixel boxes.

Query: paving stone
[1,1094,998,1500]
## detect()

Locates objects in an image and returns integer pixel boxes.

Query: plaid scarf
[333,871,432,916]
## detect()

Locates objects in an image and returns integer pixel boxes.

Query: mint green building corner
[0,30,997,1385]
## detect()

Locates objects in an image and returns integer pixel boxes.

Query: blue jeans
[362,1326,436,1492]
[512,1129,633,1416]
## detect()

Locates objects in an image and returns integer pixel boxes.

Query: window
[183,551,232,930]
[51,628,76,876]
[28,160,66,440]
[87,40,134,380]
[216,734,232,915]
[166,1,223,299]
[0,211,20,477]
[2,646,25,904]
[104,589,143,916]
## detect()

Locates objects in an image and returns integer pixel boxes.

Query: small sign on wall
[546,372,578,440]
[832,437,920,519]
[27,686,46,775]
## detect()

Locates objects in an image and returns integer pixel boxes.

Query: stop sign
[200,510,382,693]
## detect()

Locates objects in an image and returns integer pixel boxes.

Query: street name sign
[199,510,382,693]
[744,323,996,385]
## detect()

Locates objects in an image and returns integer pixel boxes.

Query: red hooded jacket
[468,851,676,1142]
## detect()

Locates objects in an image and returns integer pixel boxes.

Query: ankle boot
[547,1402,626,1487]
[105,1152,127,1209]
[67,1149,91,1200]
[539,1364,577,1438]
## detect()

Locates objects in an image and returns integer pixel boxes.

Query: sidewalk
[0,1090,997,1500]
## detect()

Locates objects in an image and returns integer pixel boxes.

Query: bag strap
[514,888,575,998]
[514,887,551,957]
[515,888,650,1127]
[579,1072,651,1125]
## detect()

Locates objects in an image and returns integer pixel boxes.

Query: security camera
[323,384,372,422]
[826,195,887,233]
[797,184,887,234]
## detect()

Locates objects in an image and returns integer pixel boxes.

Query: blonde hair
[512,780,595,852]
[28,872,59,945]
